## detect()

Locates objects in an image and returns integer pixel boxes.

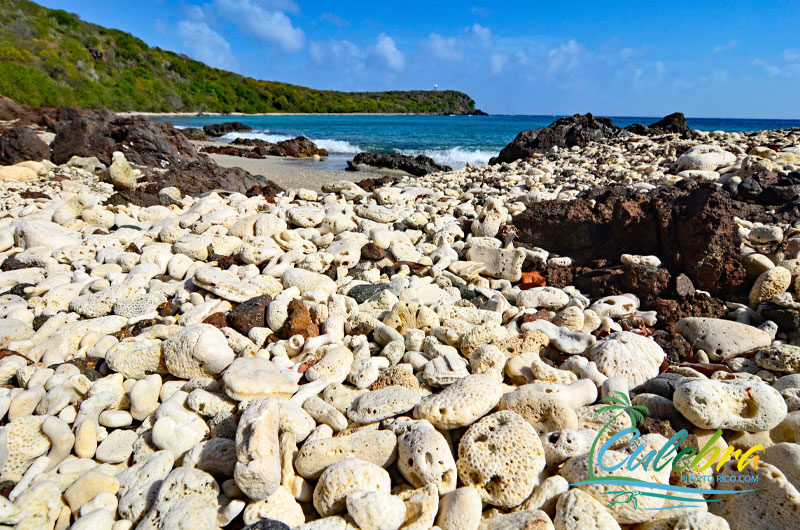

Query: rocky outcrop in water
[625,112,693,137]
[347,152,451,176]
[202,121,252,136]
[489,113,621,164]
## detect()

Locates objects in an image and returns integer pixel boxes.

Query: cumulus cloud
[784,49,800,62]
[176,20,236,69]
[370,33,405,71]
[321,12,349,27]
[752,58,781,77]
[546,39,583,77]
[472,24,492,47]
[308,39,363,68]
[425,33,463,61]
[713,40,738,53]
[214,0,305,52]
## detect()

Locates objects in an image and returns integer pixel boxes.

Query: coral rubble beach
[1,99,800,530]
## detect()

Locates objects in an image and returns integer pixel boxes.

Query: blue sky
[38,0,800,117]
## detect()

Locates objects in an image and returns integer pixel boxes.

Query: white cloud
[176,20,236,69]
[214,0,305,52]
[546,39,583,77]
[784,48,800,62]
[370,33,405,71]
[713,40,738,53]
[471,24,491,47]
[752,58,781,77]
[321,12,349,27]
[425,33,463,61]
[490,53,507,75]
[308,39,363,68]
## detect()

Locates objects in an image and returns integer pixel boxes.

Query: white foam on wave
[397,147,495,168]
[220,131,361,154]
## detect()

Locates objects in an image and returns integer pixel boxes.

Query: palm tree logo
[587,391,650,481]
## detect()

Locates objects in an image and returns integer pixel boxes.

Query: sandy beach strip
[192,140,383,191]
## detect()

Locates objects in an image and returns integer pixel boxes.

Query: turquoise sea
[153,114,800,170]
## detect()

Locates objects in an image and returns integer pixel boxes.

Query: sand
[191,140,383,192]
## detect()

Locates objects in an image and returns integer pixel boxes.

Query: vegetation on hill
[0,0,482,114]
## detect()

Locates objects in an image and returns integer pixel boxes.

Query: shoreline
[191,139,382,191]
[119,111,485,117]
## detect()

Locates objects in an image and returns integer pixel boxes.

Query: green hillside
[0,0,482,114]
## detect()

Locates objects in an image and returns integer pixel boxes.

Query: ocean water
[154,114,800,170]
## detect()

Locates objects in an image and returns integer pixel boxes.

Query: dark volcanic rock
[489,113,620,164]
[625,112,692,137]
[282,299,318,339]
[0,96,26,121]
[106,160,284,207]
[276,136,327,157]
[179,127,207,140]
[0,126,50,164]
[513,183,746,296]
[347,152,451,176]
[202,121,252,136]
[242,520,290,530]
[228,295,272,335]
[355,175,397,191]
[348,283,392,303]
[51,116,199,167]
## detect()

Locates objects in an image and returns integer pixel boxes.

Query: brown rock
[202,312,228,329]
[361,243,387,261]
[282,299,318,339]
[513,183,745,296]
[227,295,271,335]
[0,126,50,165]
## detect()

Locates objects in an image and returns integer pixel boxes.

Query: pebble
[0,127,798,529]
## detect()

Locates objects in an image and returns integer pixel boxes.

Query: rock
[223,356,298,401]
[202,121,252,136]
[282,299,319,339]
[675,317,772,361]
[554,489,620,530]
[64,470,120,514]
[478,509,554,529]
[228,295,271,335]
[465,245,526,282]
[0,126,50,164]
[673,379,787,431]
[676,144,737,171]
[235,398,281,500]
[435,487,482,530]
[162,323,235,379]
[749,266,791,306]
[52,115,198,166]
[277,136,328,158]
[625,112,692,137]
[108,151,137,190]
[513,184,746,296]
[347,386,420,424]
[457,410,545,508]
[137,467,219,529]
[561,450,664,523]
[709,461,800,530]
[414,373,503,429]
[313,458,391,517]
[0,95,26,121]
[179,127,207,141]
[295,429,397,479]
[117,450,174,523]
[498,387,579,435]
[490,113,620,164]
[387,418,457,493]
[0,164,37,182]
[347,152,451,176]
[243,486,305,528]
[346,491,405,530]
[587,331,666,388]
[756,344,800,373]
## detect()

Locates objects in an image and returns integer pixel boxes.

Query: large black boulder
[202,121,252,136]
[0,126,51,164]
[347,152,451,176]
[489,113,620,164]
[625,112,692,136]
[51,116,199,167]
